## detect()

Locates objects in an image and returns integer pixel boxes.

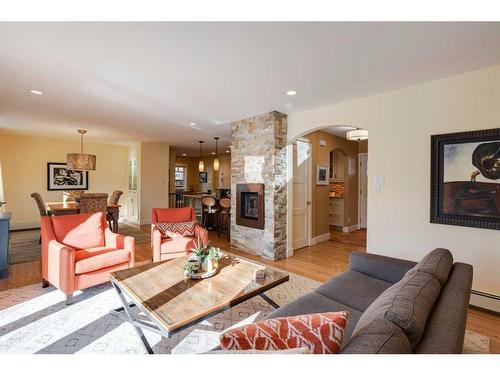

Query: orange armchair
[41,212,135,304]
[151,207,208,262]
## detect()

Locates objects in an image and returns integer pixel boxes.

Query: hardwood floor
[2,226,499,353]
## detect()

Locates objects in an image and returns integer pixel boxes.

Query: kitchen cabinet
[329,198,344,226]
[0,212,11,279]
[127,190,139,223]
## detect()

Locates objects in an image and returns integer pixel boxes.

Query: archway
[287,125,368,257]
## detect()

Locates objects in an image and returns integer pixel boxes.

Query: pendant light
[346,128,368,141]
[67,129,96,171]
[213,137,220,171]
[198,141,205,172]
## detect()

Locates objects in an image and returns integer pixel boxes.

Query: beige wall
[175,154,231,192]
[289,65,500,297]
[139,142,170,224]
[168,149,176,194]
[304,131,359,237]
[0,132,129,229]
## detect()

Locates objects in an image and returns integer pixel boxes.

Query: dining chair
[80,193,108,214]
[201,196,220,237]
[30,193,48,216]
[218,197,231,240]
[30,192,48,244]
[107,191,123,229]
[109,190,123,205]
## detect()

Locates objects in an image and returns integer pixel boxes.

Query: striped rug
[8,224,151,265]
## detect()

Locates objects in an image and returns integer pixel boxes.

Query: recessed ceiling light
[225,150,230,153]
[189,122,196,126]
[182,153,187,156]
[211,152,216,155]
[286,90,297,96]
[29,89,43,95]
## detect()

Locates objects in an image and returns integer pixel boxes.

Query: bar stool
[201,196,220,237]
[218,198,231,240]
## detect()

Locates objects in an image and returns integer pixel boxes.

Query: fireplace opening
[236,183,264,229]
[241,192,259,220]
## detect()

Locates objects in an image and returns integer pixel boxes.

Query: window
[175,166,186,189]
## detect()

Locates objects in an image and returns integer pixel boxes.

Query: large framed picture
[47,162,89,191]
[430,128,500,230]
[316,165,329,185]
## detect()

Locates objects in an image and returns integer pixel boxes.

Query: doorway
[358,153,368,228]
[292,140,312,251]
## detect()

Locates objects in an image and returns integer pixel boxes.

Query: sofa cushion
[160,236,196,254]
[349,253,417,284]
[342,319,411,354]
[266,292,362,342]
[156,221,196,238]
[414,263,473,354]
[52,212,104,250]
[220,312,348,354]
[352,271,441,349]
[315,271,392,311]
[153,207,194,223]
[409,248,454,286]
[75,247,130,274]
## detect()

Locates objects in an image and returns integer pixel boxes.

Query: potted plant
[184,259,200,276]
[191,237,208,266]
[202,246,223,273]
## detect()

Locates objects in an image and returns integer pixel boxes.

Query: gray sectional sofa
[266,248,473,354]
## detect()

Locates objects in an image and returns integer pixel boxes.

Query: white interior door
[359,153,368,229]
[292,141,311,250]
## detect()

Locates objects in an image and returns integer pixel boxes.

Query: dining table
[45,201,121,233]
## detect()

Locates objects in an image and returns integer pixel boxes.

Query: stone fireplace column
[230,111,287,261]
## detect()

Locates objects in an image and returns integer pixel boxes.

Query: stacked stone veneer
[230,111,288,261]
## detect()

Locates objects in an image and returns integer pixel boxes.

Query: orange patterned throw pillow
[220,311,348,354]
[155,221,196,238]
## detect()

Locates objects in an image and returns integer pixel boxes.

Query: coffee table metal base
[110,279,281,354]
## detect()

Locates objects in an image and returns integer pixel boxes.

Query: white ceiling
[1,22,500,154]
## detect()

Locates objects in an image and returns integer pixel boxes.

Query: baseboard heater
[470,289,500,315]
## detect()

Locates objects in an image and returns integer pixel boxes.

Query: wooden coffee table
[110,254,289,353]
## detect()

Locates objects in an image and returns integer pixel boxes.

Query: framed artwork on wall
[430,128,500,230]
[199,171,208,184]
[316,165,329,185]
[47,162,89,191]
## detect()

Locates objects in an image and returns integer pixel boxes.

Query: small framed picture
[47,162,88,191]
[199,172,208,184]
[316,165,329,185]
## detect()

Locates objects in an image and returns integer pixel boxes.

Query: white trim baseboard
[10,222,40,230]
[342,224,360,233]
[310,232,331,245]
[470,290,500,313]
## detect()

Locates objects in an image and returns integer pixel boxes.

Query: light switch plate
[374,176,385,195]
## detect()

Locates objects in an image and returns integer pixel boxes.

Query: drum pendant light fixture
[213,137,220,171]
[67,129,96,171]
[198,141,205,172]
[346,128,368,141]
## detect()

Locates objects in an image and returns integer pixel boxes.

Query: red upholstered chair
[151,207,208,262]
[41,212,135,304]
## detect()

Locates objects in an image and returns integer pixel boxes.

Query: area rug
[8,224,150,265]
[0,274,489,354]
